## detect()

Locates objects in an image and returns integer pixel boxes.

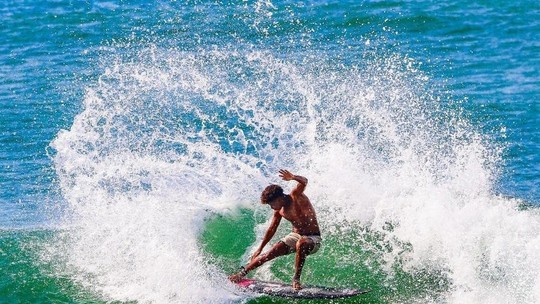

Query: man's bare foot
[229,273,244,283]
[292,279,302,290]
[229,267,248,283]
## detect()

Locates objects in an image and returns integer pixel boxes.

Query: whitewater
[47,45,540,303]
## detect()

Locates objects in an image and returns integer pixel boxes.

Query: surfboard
[235,278,370,299]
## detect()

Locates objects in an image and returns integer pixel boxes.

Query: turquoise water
[1,1,539,303]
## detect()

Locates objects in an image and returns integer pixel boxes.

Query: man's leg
[293,237,315,290]
[229,241,292,282]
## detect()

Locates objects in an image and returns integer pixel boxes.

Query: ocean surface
[1,0,539,303]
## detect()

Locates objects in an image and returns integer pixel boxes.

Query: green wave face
[200,209,452,304]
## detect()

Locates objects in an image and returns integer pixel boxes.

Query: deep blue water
[0,1,539,303]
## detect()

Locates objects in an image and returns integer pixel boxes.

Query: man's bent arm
[279,169,308,196]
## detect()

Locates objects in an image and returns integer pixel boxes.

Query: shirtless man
[229,169,321,290]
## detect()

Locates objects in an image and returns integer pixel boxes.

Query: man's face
[268,198,283,210]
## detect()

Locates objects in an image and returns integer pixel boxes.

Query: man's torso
[280,194,320,235]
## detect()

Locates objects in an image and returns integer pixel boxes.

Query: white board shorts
[281,232,322,254]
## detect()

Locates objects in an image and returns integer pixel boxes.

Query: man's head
[261,184,285,210]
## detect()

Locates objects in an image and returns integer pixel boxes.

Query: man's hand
[250,248,262,262]
[279,169,294,181]
[279,169,308,195]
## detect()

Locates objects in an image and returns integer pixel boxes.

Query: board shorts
[281,232,322,255]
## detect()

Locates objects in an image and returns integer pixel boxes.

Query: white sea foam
[50,46,540,303]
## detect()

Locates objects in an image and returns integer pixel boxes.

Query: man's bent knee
[296,238,315,253]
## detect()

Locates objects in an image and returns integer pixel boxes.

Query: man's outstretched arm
[251,210,282,261]
[229,211,283,283]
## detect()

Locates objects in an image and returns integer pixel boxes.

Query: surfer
[229,169,321,290]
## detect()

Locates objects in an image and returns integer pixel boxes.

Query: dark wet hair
[261,184,284,204]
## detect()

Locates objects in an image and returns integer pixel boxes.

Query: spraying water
[49,41,540,303]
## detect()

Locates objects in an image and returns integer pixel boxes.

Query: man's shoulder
[291,193,311,205]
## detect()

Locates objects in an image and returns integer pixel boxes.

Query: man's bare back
[229,169,322,290]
